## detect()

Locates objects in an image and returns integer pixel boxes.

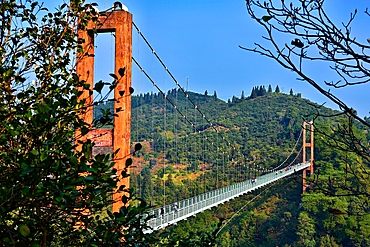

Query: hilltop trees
[250,85,267,98]
[250,84,276,96]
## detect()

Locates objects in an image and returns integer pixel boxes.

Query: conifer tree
[232,95,237,103]
[268,84,273,93]
[261,85,267,96]
[250,87,257,98]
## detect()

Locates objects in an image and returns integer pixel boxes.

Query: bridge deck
[144,162,310,233]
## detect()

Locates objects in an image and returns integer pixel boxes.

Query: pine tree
[232,95,237,103]
[261,85,267,96]
[268,84,273,93]
[275,85,280,93]
[250,87,257,98]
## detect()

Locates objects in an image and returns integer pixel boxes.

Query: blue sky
[85,0,370,117]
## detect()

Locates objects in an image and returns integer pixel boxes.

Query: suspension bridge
[77,2,315,233]
[145,161,310,232]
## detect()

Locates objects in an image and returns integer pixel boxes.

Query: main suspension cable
[132,22,232,148]
[271,129,303,171]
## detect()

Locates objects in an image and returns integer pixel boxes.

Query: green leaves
[134,143,142,152]
[22,167,34,175]
[109,73,118,80]
[81,126,89,136]
[291,38,304,48]
[118,67,125,77]
[40,150,48,162]
[94,80,104,94]
[19,225,31,237]
[125,158,133,167]
[21,186,30,195]
[262,15,272,22]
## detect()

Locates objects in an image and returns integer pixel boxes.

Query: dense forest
[94,85,370,246]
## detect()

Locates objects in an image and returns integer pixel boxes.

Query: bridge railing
[144,162,311,233]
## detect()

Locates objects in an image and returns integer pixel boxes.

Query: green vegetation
[115,86,369,246]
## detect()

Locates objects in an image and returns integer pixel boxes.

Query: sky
[75,0,370,118]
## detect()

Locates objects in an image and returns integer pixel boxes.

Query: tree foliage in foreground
[0,1,147,245]
[0,1,218,246]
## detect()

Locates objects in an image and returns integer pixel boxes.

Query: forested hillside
[95,86,369,246]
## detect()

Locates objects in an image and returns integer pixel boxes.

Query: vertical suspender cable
[203,129,206,194]
[222,151,225,187]
[150,46,155,206]
[193,101,197,195]
[135,28,143,201]
[184,84,189,196]
[150,91,154,205]
[216,132,219,189]
[135,28,141,196]
[163,78,167,206]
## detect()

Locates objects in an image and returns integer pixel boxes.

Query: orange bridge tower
[302,121,314,193]
[76,2,132,212]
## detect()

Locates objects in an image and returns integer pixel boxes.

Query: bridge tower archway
[76,5,133,212]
